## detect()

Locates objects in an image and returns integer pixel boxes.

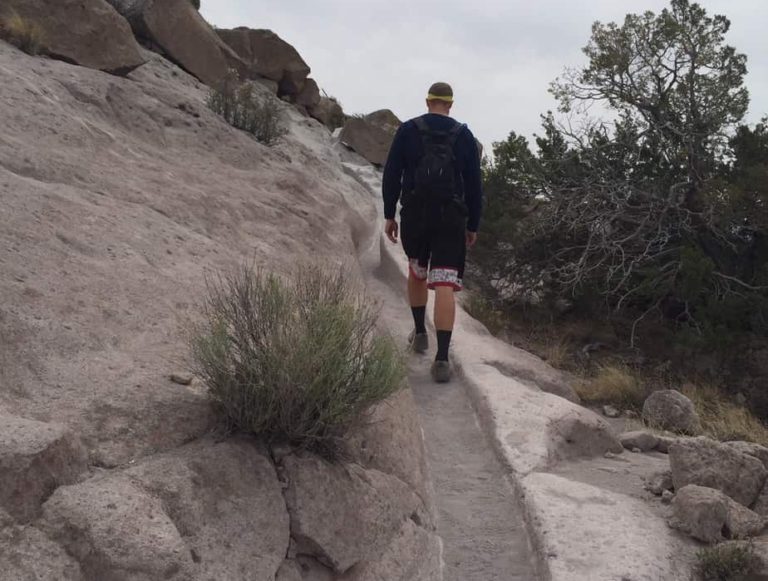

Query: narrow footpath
[409,357,538,581]
[365,246,539,581]
[350,158,539,580]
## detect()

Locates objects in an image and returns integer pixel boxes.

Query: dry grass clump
[190,264,405,456]
[682,384,768,447]
[0,11,44,55]
[575,363,648,410]
[696,542,757,581]
[207,69,286,145]
[541,337,571,368]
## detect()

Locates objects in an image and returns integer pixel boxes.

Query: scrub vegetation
[190,265,405,456]
[469,0,768,429]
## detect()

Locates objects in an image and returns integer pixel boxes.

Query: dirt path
[362,239,539,580]
[409,356,539,581]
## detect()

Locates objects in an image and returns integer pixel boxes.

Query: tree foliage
[475,0,767,352]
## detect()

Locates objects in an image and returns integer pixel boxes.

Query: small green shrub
[207,70,286,145]
[191,265,405,455]
[189,0,200,9]
[0,11,43,55]
[696,542,756,581]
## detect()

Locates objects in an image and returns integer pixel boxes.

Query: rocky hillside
[0,3,439,579]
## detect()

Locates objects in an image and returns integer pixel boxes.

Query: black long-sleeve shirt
[382,113,483,232]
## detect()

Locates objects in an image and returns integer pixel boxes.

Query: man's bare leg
[433,286,455,332]
[407,270,429,353]
[431,286,455,381]
[408,269,428,309]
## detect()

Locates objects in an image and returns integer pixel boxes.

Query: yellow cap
[427,93,454,103]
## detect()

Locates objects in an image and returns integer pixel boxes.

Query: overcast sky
[202,0,768,153]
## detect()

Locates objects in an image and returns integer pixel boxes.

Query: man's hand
[385,219,399,244]
[466,230,478,248]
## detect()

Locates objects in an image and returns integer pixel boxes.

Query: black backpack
[412,117,465,201]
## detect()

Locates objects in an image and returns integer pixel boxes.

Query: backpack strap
[413,117,430,133]
[447,122,466,148]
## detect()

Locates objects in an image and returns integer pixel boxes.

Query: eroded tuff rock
[282,454,423,573]
[339,110,402,167]
[108,0,243,86]
[644,469,674,496]
[724,440,768,471]
[40,475,194,580]
[670,437,767,507]
[296,78,321,109]
[669,484,766,543]
[310,97,345,130]
[548,412,624,461]
[0,414,88,522]
[643,390,702,435]
[216,27,310,95]
[3,0,144,73]
[620,430,659,453]
[345,388,437,527]
[124,438,289,580]
[655,434,681,454]
[753,481,768,517]
[0,509,83,580]
[339,520,442,581]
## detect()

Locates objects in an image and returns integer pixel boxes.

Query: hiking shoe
[408,330,429,354]
[431,360,452,383]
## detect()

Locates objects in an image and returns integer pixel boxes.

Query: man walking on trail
[382,82,483,383]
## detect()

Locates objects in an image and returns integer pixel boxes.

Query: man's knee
[408,259,428,282]
[434,285,455,303]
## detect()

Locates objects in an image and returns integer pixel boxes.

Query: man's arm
[461,127,483,233]
[382,124,407,221]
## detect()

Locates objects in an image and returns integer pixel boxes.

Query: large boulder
[724,440,768,471]
[216,28,310,96]
[642,390,702,434]
[107,0,244,86]
[669,437,768,507]
[620,430,659,453]
[0,414,88,522]
[339,110,402,167]
[2,0,144,73]
[295,78,321,109]
[0,510,83,580]
[309,97,345,131]
[124,438,289,580]
[669,484,766,543]
[281,454,422,573]
[346,388,437,527]
[341,520,442,581]
[40,476,195,580]
[548,412,624,461]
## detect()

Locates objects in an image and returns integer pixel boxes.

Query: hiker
[382,82,483,382]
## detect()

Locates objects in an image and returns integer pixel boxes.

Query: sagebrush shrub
[207,70,286,145]
[0,11,43,55]
[191,265,405,454]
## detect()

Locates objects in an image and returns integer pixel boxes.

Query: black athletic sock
[436,330,452,361]
[411,306,427,334]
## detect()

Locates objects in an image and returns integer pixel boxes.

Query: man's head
[426,82,453,115]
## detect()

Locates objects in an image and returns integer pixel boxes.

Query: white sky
[202,0,768,153]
